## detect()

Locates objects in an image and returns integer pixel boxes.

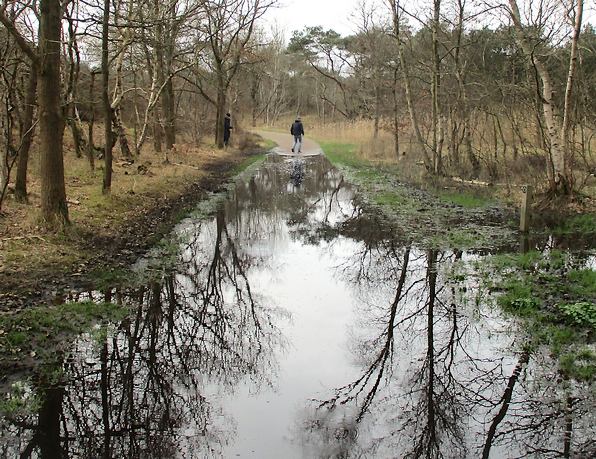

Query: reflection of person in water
[290,159,304,187]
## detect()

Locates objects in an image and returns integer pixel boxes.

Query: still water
[1,155,594,458]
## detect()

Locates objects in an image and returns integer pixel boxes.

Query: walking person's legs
[294,135,302,153]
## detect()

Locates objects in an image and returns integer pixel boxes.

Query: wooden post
[520,185,532,233]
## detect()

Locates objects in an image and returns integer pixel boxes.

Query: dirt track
[255,129,323,156]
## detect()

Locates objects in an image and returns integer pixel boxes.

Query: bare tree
[506,0,584,195]
[195,0,276,148]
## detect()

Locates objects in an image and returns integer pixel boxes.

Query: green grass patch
[485,250,596,381]
[88,267,134,290]
[260,138,277,151]
[567,269,596,297]
[319,141,364,169]
[373,190,409,207]
[554,213,596,235]
[497,280,541,316]
[0,381,41,417]
[439,191,493,208]
[231,153,266,176]
[560,349,596,381]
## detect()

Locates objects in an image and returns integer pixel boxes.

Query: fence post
[520,185,532,233]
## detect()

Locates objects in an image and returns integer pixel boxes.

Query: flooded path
[1,154,594,458]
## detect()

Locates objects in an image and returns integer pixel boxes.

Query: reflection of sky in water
[1,155,594,458]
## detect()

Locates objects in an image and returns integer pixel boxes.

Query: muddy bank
[0,148,267,312]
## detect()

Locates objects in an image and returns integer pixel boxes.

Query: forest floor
[0,134,272,312]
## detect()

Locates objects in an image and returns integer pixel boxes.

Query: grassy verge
[478,251,596,382]
[318,140,515,249]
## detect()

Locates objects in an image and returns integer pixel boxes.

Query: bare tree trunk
[162,77,176,150]
[387,0,432,170]
[508,0,571,194]
[38,0,69,225]
[392,68,400,158]
[373,83,380,139]
[87,71,96,170]
[113,107,133,160]
[102,0,114,194]
[153,109,163,153]
[14,66,37,202]
[431,0,442,175]
[560,0,584,193]
[216,83,226,149]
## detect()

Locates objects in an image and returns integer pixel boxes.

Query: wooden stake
[520,185,532,233]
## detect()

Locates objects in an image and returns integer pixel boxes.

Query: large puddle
[1,155,594,458]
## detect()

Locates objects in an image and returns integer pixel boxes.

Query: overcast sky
[263,0,374,39]
[263,0,595,42]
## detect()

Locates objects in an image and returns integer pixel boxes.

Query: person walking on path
[223,113,233,147]
[290,117,304,153]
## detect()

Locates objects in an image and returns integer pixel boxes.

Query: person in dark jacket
[290,117,304,153]
[223,113,233,147]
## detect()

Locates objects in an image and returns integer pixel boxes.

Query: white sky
[263,0,596,42]
[263,0,373,39]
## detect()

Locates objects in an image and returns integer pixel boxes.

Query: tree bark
[102,0,114,194]
[14,65,38,202]
[38,0,69,226]
[87,71,96,170]
[560,0,584,193]
[508,0,572,194]
[387,0,432,170]
[216,83,226,149]
[431,0,442,175]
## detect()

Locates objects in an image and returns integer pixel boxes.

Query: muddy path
[254,129,323,156]
[1,151,594,458]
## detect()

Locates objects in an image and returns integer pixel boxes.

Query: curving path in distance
[254,129,323,157]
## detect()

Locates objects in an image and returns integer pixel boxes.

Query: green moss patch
[0,301,128,366]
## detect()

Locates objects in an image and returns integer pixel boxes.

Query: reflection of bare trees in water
[303,242,596,458]
[1,206,283,458]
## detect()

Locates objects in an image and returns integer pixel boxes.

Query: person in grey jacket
[290,117,304,153]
